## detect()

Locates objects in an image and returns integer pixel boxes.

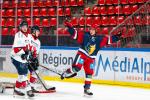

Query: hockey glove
[21,50,33,61]
[64,20,73,28]
[28,57,39,71]
[21,50,29,60]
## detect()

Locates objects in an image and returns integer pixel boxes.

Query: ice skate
[13,88,25,96]
[27,90,34,97]
[84,89,93,96]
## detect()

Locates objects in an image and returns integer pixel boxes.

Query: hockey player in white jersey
[29,25,56,92]
[28,25,41,91]
[11,21,34,97]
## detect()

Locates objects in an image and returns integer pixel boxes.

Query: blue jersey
[68,27,120,57]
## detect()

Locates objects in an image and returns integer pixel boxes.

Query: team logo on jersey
[85,43,96,55]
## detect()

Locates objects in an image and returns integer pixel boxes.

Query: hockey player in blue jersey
[61,20,122,96]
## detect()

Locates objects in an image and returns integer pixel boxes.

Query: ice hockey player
[28,25,56,92]
[10,21,34,97]
[61,20,122,96]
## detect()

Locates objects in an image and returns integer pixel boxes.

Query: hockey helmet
[31,25,40,34]
[19,21,28,28]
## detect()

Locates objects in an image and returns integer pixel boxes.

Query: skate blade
[13,93,35,99]
[83,94,93,98]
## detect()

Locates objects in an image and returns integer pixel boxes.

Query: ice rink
[0,77,150,100]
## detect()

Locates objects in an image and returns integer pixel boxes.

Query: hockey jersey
[67,27,120,58]
[11,31,41,63]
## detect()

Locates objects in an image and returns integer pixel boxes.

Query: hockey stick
[39,64,77,79]
[27,60,56,93]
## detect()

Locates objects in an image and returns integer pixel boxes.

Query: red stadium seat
[33,18,41,26]
[17,9,23,17]
[2,1,9,8]
[53,0,59,6]
[92,6,99,15]
[10,28,17,36]
[109,16,117,25]
[78,28,84,33]
[107,6,114,15]
[45,0,52,7]
[0,9,5,17]
[70,0,77,6]
[64,8,71,16]
[12,1,16,8]
[18,0,26,8]
[123,5,131,15]
[131,5,138,13]
[120,0,128,4]
[40,8,47,16]
[84,7,91,16]
[2,28,9,35]
[125,18,134,25]
[57,28,64,34]
[77,0,84,6]
[6,18,14,27]
[70,17,78,26]
[2,18,6,26]
[17,18,23,26]
[105,0,112,5]
[6,9,14,17]
[128,0,137,4]
[99,6,107,15]
[143,15,150,25]
[128,27,136,37]
[78,17,85,26]
[48,8,55,16]
[36,1,44,7]
[98,0,105,5]
[137,0,145,3]
[33,8,39,16]
[42,18,49,27]
[117,16,125,24]
[93,17,101,26]
[114,6,123,14]
[26,18,31,26]
[101,16,108,26]
[58,8,64,16]
[101,27,109,34]
[61,0,70,6]
[50,18,57,26]
[64,28,69,34]
[85,17,92,26]
[134,16,142,25]
[112,0,119,4]
[24,8,31,17]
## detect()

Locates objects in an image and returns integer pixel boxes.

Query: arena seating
[0,0,149,35]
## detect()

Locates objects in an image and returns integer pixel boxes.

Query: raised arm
[99,33,122,48]
[64,21,84,44]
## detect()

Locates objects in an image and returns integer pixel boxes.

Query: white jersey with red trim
[11,31,30,63]
[28,34,41,57]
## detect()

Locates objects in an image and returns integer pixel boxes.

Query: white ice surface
[0,77,150,100]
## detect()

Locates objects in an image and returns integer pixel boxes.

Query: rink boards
[0,46,150,88]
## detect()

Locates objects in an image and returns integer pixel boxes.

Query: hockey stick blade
[61,73,77,80]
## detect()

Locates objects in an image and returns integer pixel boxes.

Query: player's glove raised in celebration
[64,19,73,28]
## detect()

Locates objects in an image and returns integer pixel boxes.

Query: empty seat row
[84,5,139,16]
[57,26,137,36]
[69,15,150,27]
[97,0,148,5]
[2,0,84,8]
[0,7,71,17]
[1,15,149,27]
[1,17,57,27]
